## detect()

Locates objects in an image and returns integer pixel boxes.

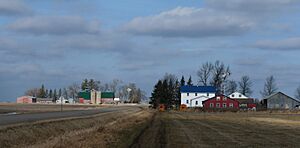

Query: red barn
[203,95,239,110]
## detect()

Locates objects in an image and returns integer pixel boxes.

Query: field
[1,105,300,148]
[0,106,154,148]
[0,103,107,114]
[131,111,300,148]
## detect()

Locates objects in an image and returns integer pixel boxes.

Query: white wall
[181,92,215,107]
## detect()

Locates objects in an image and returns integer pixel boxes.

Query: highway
[0,106,135,126]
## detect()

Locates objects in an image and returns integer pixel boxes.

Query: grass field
[1,108,300,148]
[0,107,154,148]
[131,111,300,148]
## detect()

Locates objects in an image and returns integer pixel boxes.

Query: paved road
[0,106,135,126]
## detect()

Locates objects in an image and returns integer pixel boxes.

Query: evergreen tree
[49,89,53,98]
[58,88,62,97]
[150,80,163,108]
[45,89,49,98]
[187,76,193,86]
[53,89,57,101]
[180,76,185,86]
[63,88,68,99]
[38,84,46,98]
[81,79,88,90]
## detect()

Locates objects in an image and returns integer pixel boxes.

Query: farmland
[131,111,300,148]
[1,104,300,148]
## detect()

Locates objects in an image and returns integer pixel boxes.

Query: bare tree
[238,75,253,97]
[225,80,237,95]
[295,86,300,100]
[197,62,213,86]
[260,75,278,97]
[109,79,123,93]
[68,83,80,99]
[210,61,230,93]
[25,88,39,97]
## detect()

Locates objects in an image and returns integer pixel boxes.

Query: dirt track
[131,111,300,148]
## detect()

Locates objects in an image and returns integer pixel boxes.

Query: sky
[1,0,300,101]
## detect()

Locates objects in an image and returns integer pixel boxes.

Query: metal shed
[262,92,300,109]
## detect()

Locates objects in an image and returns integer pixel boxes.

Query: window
[239,95,242,97]
[216,96,220,101]
[229,103,233,108]
[223,103,227,108]
[216,103,220,108]
[195,101,198,105]
[231,95,234,97]
[223,97,227,101]
[210,103,214,108]
[187,93,189,96]
[186,100,189,104]
[207,93,209,96]
[195,93,197,96]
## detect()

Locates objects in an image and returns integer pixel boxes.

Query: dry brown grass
[0,107,154,148]
[130,111,300,148]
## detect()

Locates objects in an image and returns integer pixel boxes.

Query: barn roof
[263,92,300,103]
[180,85,216,93]
[202,95,237,103]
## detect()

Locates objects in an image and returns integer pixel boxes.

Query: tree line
[150,60,299,108]
[25,79,146,103]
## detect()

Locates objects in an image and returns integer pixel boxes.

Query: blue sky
[1,0,300,101]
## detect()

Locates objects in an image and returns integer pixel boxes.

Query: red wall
[203,95,239,109]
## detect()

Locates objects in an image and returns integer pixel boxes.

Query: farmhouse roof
[263,92,300,103]
[180,85,216,93]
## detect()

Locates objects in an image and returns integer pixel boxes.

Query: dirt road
[131,111,300,148]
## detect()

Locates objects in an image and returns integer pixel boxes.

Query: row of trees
[25,79,147,103]
[150,60,293,108]
[25,83,80,101]
[80,78,147,103]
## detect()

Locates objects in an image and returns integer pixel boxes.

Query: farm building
[17,96,54,104]
[229,92,257,109]
[78,90,115,104]
[17,96,35,103]
[101,92,115,104]
[262,92,300,109]
[202,95,239,109]
[180,85,216,107]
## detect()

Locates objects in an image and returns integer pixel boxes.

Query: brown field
[1,109,300,148]
[131,111,300,148]
[0,103,113,114]
[0,107,154,148]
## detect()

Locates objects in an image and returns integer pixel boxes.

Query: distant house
[229,92,248,99]
[17,96,54,104]
[180,85,216,107]
[202,95,239,109]
[17,96,35,103]
[262,92,300,109]
[229,92,256,109]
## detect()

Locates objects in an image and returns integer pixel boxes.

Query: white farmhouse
[229,92,248,99]
[180,85,216,107]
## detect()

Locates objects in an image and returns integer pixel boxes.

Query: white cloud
[255,37,300,50]
[123,7,254,38]
[205,0,299,15]
[8,16,101,35]
[0,0,32,16]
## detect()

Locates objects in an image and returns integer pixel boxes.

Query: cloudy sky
[1,0,300,101]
